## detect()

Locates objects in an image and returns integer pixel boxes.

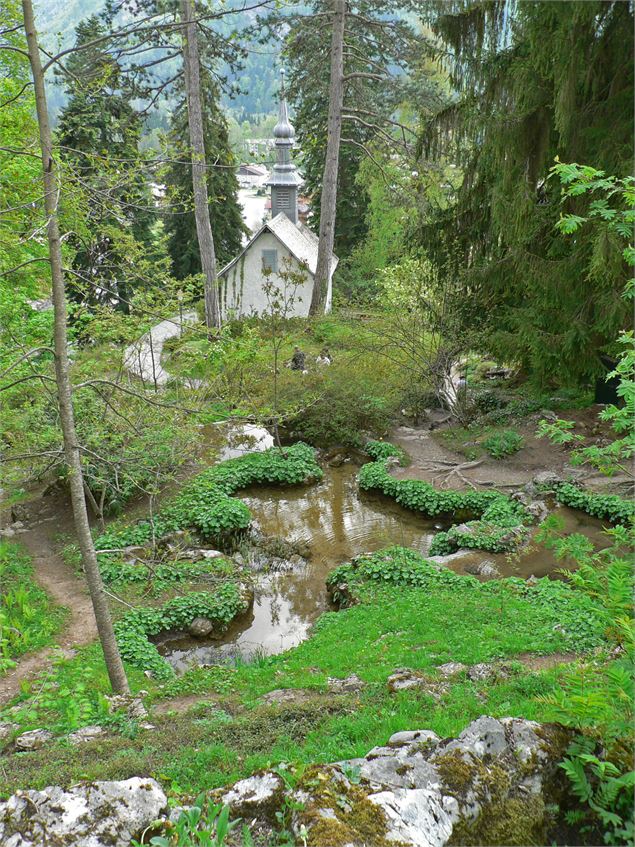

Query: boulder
[14,730,53,752]
[105,694,147,720]
[0,723,18,744]
[220,772,285,824]
[532,471,563,489]
[464,560,501,579]
[526,500,549,522]
[188,617,214,638]
[436,662,467,678]
[327,673,365,694]
[0,777,167,847]
[387,669,448,700]
[285,716,573,846]
[67,725,104,745]
[466,662,510,683]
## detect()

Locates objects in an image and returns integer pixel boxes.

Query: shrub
[553,483,634,525]
[365,440,407,465]
[482,429,524,459]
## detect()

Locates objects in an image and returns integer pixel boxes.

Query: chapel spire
[267,69,301,223]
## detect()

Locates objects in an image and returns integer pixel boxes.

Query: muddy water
[157,460,610,673]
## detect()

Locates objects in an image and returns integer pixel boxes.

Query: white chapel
[217,80,338,318]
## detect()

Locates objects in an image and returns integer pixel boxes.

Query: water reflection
[158,460,609,672]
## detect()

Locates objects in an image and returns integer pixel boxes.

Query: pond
[156,455,609,673]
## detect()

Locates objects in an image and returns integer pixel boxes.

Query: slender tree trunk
[22,0,130,695]
[179,0,221,330]
[309,0,346,316]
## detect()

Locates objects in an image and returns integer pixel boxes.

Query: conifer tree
[56,15,154,313]
[164,70,245,278]
[420,0,634,386]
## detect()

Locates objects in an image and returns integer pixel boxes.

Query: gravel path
[123,312,198,386]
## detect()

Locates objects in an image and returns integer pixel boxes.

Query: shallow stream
[157,456,608,673]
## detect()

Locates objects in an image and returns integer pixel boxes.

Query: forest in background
[0,1,634,845]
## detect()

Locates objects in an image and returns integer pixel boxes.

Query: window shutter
[262,249,278,273]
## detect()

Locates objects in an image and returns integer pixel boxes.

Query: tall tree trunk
[309,0,346,316]
[22,0,130,695]
[179,0,221,330]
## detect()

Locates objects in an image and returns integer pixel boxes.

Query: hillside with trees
[0,1,633,845]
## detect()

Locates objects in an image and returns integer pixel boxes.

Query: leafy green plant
[94,443,322,576]
[482,429,524,459]
[133,797,245,847]
[0,542,65,674]
[114,586,250,680]
[365,440,407,465]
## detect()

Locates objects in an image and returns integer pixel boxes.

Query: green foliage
[95,442,322,554]
[553,484,634,525]
[364,440,407,465]
[482,429,524,459]
[164,67,246,277]
[328,547,608,653]
[114,587,250,680]
[358,457,513,518]
[538,331,635,478]
[421,3,633,386]
[0,542,64,674]
[135,796,245,847]
[536,510,634,841]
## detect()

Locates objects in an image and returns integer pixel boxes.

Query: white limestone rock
[0,777,167,847]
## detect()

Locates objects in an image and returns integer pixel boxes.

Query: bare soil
[391,407,629,492]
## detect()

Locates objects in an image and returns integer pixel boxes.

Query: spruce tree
[164,68,245,278]
[419,0,634,387]
[56,15,154,313]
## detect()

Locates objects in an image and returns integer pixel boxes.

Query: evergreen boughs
[420,1,634,385]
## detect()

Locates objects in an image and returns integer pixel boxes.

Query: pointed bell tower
[267,69,302,224]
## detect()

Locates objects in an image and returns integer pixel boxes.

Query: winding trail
[0,496,97,706]
[123,311,198,387]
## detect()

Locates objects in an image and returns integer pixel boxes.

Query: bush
[115,586,250,679]
[365,440,407,465]
[482,429,524,459]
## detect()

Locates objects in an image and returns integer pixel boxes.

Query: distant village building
[237,163,269,189]
[218,78,337,318]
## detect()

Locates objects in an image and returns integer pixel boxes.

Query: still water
[157,459,609,672]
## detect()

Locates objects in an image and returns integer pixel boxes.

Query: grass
[0,548,613,799]
[0,541,66,675]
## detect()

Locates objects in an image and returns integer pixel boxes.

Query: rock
[464,560,501,579]
[68,725,104,745]
[388,729,440,749]
[199,549,224,559]
[219,716,575,846]
[14,730,53,751]
[327,673,365,694]
[233,552,245,566]
[387,669,448,700]
[10,505,28,523]
[436,662,467,678]
[105,694,147,720]
[369,789,455,847]
[261,688,315,706]
[0,527,15,538]
[0,723,18,743]
[526,500,549,522]
[0,777,167,847]
[532,470,562,489]
[188,617,214,638]
[221,772,285,823]
[466,662,510,683]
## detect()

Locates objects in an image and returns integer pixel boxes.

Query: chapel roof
[218,213,339,279]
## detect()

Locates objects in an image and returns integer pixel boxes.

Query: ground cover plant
[0,542,66,674]
[0,547,615,803]
[482,429,524,459]
[94,442,323,556]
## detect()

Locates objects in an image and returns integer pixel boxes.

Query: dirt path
[390,406,625,492]
[0,495,98,706]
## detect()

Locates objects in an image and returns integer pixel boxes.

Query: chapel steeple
[267,69,302,224]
